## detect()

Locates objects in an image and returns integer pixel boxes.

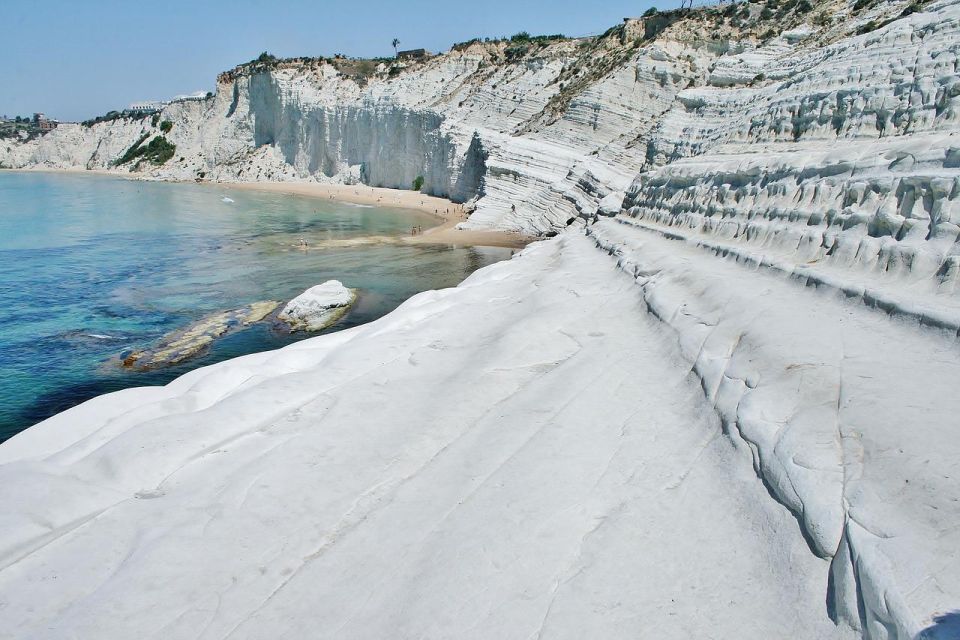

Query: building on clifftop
[397,48,428,61]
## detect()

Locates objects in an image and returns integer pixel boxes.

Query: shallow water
[0,172,512,442]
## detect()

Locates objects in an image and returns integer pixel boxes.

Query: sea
[0,172,513,442]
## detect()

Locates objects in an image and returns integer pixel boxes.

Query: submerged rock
[122,300,278,370]
[278,280,356,332]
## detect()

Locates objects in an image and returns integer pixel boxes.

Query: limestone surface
[2,2,960,638]
[121,301,279,370]
[278,280,356,331]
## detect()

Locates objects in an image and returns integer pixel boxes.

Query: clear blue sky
[1,0,680,122]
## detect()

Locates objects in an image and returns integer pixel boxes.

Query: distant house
[34,113,57,131]
[128,101,167,114]
[397,48,428,61]
[171,92,210,103]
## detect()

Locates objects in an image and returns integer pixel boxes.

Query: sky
[1,0,681,123]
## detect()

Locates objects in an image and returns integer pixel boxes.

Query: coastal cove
[3,0,960,636]
[0,171,516,441]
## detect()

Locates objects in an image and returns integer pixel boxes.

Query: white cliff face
[2,2,960,638]
[622,1,960,316]
[6,0,953,241]
[0,7,784,231]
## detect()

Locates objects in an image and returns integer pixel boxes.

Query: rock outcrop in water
[2,1,960,638]
[278,280,356,331]
[121,301,279,369]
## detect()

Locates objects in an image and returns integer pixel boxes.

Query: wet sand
[223,182,532,249]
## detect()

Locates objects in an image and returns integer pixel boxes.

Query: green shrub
[115,134,176,167]
[139,136,176,165]
[115,133,150,165]
[83,109,151,128]
[900,0,930,16]
[504,45,529,61]
[642,7,658,17]
[813,12,833,26]
[159,120,173,133]
[453,37,481,51]
[510,31,532,43]
[412,175,425,191]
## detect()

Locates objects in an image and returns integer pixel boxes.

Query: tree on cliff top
[392,38,400,57]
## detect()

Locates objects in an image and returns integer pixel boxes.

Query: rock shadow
[917,611,960,640]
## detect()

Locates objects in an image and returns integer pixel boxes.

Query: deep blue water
[0,172,512,442]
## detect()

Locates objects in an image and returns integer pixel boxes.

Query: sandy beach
[223,181,532,249]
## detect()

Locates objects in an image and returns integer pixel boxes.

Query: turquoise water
[0,172,512,442]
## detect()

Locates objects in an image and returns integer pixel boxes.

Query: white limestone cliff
[2,1,960,638]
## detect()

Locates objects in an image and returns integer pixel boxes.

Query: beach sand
[222,182,532,249]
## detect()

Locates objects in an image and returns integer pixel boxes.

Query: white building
[170,91,210,103]
[128,101,168,113]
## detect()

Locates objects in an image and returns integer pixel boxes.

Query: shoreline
[6,168,533,249]
[221,182,532,250]
[0,168,528,440]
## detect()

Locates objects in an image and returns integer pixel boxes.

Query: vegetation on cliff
[115,134,176,168]
[82,110,153,128]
